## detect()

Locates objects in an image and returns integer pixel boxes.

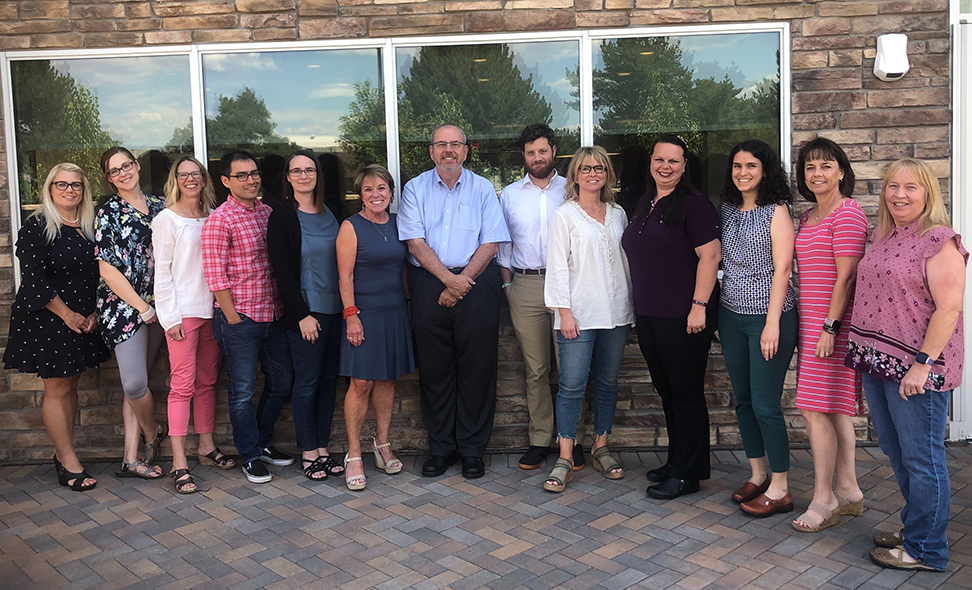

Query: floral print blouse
[95,193,166,348]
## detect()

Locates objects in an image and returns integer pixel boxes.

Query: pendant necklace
[367,215,388,242]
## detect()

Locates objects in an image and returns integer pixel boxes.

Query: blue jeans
[287,312,340,452]
[863,373,950,571]
[555,326,629,440]
[213,309,294,464]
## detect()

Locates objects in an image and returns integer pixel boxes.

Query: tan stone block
[72,4,127,19]
[445,1,503,11]
[876,125,949,144]
[84,32,145,47]
[298,0,339,15]
[0,409,45,430]
[236,0,296,11]
[577,11,629,27]
[505,0,573,8]
[241,12,297,27]
[793,69,861,91]
[914,143,950,159]
[118,20,163,32]
[369,13,463,35]
[127,2,153,19]
[818,2,878,17]
[399,4,445,14]
[791,51,828,70]
[793,36,866,51]
[879,0,948,14]
[792,91,866,114]
[193,29,252,42]
[852,14,947,35]
[710,7,773,22]
[791,113,837,131]
[629,9,708,25]
[163,15,239,30]
[8,373,44,391]
[829,49,863,67]
[75,21,117,33]
[576,0,603,9]
[145,30,193,44]
[870,145,913,161]
[927,38,949,53]
[31,33,82,48]
[0,4,18,19]
[604,0,634,9]
[341,6,397,16]
[21,1,70,20]
[675,0,731,6]
[154,1,236,16]
[817,129,877,145]
[0,20,71,35]
[803,18,850,37]
[867,88,949,109]
[299,17,368,38]
[466,9,574,32]
[253,28,298,40]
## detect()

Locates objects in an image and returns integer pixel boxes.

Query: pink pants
[166,317,221,437]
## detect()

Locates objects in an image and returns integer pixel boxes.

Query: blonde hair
[33,163,96,242]
[164,156,216,212]
[565,145,618,205]
[874,158,951,242]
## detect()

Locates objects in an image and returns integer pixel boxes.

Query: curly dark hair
[720,140,792,207]
[795,137,855,202]
[517,123,556,151]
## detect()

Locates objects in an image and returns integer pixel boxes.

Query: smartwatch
[823,318,841,334]
[915,352,934,366]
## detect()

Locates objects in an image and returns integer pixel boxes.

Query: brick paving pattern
[0,445,970,590]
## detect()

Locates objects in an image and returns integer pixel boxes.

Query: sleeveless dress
[794,199,868,415]
[339,213,415,380]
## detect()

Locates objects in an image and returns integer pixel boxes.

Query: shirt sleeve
[13,218,58,313]
[496,188,513,268]
[201,211,232,293]
[396,179,425,241]
[478,180,512,246]
[94,206,124,268]
[151,213,181,331]
[544,208,572,310]
[684,192,721,248]
[832,202,868,259]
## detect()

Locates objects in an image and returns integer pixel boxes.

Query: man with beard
[498,124,587,471]
[397,123,510,479]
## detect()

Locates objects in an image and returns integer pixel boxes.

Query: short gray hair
[429,123,467,145]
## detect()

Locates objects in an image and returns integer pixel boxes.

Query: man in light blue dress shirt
[397,123,511,479]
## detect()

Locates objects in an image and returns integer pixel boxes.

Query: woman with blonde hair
[846,158,966,572]
[543,146,634,492]
[3,163,109,491]
[153,156,234,494]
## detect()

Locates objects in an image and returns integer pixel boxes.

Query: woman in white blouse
[543,146,634,492]
[153,156,234,494]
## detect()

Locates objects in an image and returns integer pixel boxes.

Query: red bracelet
[343,306,359,319]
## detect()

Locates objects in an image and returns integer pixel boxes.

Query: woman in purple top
[845,159,966,572]
[621,135,721,500]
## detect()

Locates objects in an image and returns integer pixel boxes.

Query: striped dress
[794,199,868,415]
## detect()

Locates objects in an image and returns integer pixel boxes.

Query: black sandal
[172,468,197,494]
[301,457,328,481]
[198,448,237,470]
[53,455,97,492]
[319,455,344,476]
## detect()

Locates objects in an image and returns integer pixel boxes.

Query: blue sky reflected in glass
[49,56,191,149]
[203,50,383,150]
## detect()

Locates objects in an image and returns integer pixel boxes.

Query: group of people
[2,122,965,573]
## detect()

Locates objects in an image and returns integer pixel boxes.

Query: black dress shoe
[462,456,485,479]
[646,476,700,500]
[518,446,549,470]
[422,454,457,477]
[646,464,672,483]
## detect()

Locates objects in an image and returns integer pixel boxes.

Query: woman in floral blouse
[96,147,168,480]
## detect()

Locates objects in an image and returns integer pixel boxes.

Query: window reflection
[394,41,580,191]
[593,33,781,209]
[10,56,191,218]
[202,49,384,216]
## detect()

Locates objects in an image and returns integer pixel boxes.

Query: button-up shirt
[201,195,282,322]
[497,172,567,270]
[397,167,510,268]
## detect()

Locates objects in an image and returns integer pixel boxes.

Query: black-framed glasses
[579,165,606,175]
[228,170,261,181]
[107,160,136,178]
[431,140,465,150]
[176,171,202,181]
[288,167,317,178]
[51,181,84,192]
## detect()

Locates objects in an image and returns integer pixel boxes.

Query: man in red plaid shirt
[202,151,295,484]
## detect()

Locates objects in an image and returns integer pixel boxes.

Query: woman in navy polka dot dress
[3,163,109,491]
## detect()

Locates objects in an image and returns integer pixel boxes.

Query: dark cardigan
[266,201,340,330]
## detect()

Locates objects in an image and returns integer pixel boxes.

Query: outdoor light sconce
[874,33,910,81]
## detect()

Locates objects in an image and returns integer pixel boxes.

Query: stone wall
[0,1,952,463]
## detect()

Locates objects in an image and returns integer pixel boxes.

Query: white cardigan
[544,201,634,331]
[152,208,215,331]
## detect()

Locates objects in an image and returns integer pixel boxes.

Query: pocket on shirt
[456,202,479,232]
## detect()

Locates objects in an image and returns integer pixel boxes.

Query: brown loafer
[731,477,770,503]
[740,492,793,518]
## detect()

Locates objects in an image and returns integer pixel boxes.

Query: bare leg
[197,432,217,457]
[171,435,188,471]
[766,471,789,501]
[43,375,94,487]
[832,413,863,502]
[128,389,159,443]
[591,434,623,476]
[122,397,161,476]
[372,380,398,465]
[343,377,374,484]
[794,409,838,527]
[747,457,768,486]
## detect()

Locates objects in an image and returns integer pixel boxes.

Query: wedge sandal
[591,445,624,480]
[543,458,574,493]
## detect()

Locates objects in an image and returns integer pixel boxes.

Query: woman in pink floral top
[846,158,967,572]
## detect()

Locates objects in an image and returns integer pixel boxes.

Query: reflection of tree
[11,61,117,204]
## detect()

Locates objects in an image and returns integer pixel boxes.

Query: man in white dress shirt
[499,124,585,471]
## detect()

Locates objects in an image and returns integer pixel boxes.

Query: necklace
[364,214,388,242]
[61,216,79,224]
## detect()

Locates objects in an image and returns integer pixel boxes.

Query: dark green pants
[718,307,797,473]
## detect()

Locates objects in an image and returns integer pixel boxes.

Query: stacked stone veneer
[0,1,952,462]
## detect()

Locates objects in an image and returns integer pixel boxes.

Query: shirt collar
[434,167,466,189]
[520,171,560,191]
[226,194,263,212]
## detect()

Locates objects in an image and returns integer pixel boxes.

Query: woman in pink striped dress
[792,138,869,533]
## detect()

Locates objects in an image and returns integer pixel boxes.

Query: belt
[512,267,545,276]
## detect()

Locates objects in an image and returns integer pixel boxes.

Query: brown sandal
[792,500,840,533]
[198,448,236,470]
[543,458,574,492]
[172,469,197,494]
[591,446,624,480]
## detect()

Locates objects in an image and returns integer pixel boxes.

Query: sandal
[869,546,937,571]
[873,529,905,548]
[792,500,840,533]
[116,459,163,480]
[344,456,366,491]
[53,455,97,492]
[591,445,624,480]
[172,468,197,494]
[373,438,403,474]
[141,422,168,464]
[319,454,344,477]
[835,491,865,516]
[543,458,574,493]
[198,448,236,470]
[301,456,328,481]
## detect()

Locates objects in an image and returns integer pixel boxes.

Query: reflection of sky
[203,50,383,146]
[51,56,191,149]
[396,40,580,129]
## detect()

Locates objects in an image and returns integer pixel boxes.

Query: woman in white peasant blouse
[542,145,634,493]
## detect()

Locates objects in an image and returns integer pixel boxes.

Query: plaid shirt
[201,195,282,322]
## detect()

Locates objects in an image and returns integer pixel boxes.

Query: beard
[527,159,555,180]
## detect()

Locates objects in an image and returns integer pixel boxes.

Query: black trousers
[408,261,501,457]
[636,312,716,481]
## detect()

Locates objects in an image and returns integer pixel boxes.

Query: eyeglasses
[107,160,136,178]
[51,181,84,192]
[228,170,261,182]
[431,141,465,150]
[176,171,202,181]
[579,165,606,175]
[288,167,317,177]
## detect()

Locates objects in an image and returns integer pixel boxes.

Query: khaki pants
[507,272,585,447]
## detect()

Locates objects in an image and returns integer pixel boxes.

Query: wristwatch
[823,318,841,334]
[915,352,934,366]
